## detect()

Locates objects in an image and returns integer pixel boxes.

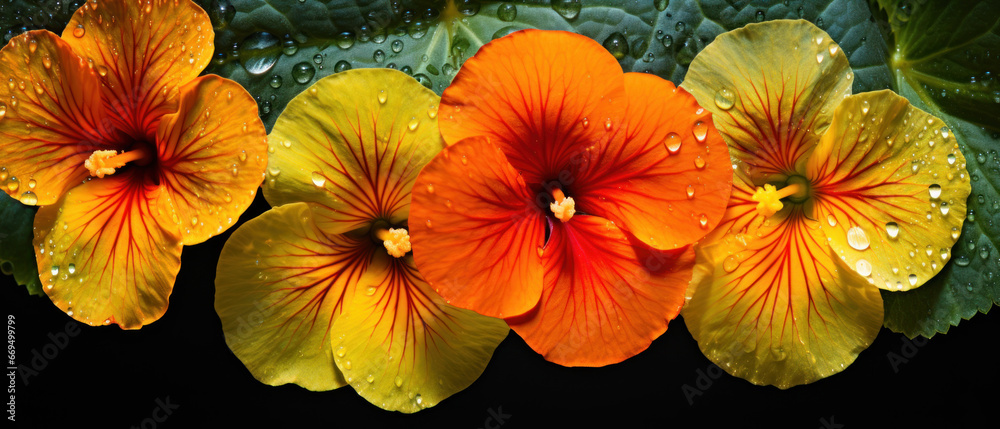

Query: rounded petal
[507,216,694,367]
[215,203,376,391]
[332,255,508,413]
[155,75,267,245]
[0,30,120,206]
[807,91,970,291]
[410,136,545,319]
[264,69,443,231]
[439,29,624,184]
[681,20,852,179]
[62,0,214,137]
[32,171,183,329]
[571,73,732,249]
[683,207,884,388]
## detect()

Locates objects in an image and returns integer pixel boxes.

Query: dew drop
[551,0,582,20]
[714,88,735,110]
[336,347,346,357]
[334,60,351,73]
[664,132,682,153]
[268,75,282,88]
[391,39,404,53]
[311,171,326,188]
[291,62,316,84]
[686,185,695,199]
[18,191,37,205]
[940,202,950,216]
[67,263,76,274]
[378,89,388,104]
[723,255,740,273]
[238,32,280,75]
[885,222,899,239]
[408,116,419,131]
[366,374,375,383]
[694,156,706,169]
[425,183,435,194]
[908,273,918,286]
[602,32,629,60]
[699,213,708,228]
[394,376,404,387]
[928,184,942,199]
[827,214,837,227]
[855,259,872,277]
[693,121,708,142]
[50,265,59,276]
[847,226,870,250]
[497,3,517,21]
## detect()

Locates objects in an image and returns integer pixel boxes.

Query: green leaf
[873,0,1000,338]
[205,0,891,130]
[0,192,43,296]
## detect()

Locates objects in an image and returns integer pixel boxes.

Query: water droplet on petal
[694,156,706,169]
[378,90,387,104]
[885,222,899,239]
[664,132,682,153]
[847,226,870,250]
[686,185,695,199]
[714,88,735,110]
[311,171,326,187]
[855,259,872,277]
[692,121,708,142]
[928,184,942,199]
[908,273,918,286]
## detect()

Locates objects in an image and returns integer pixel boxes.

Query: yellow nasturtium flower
[680,20,971,388]
[214,69,508,413]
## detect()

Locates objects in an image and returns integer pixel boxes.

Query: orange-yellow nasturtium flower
[408,30,733,367]
[679,20,971,387]
[0,0,267,328]
[214,69,508,413]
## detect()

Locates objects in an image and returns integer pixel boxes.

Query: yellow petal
[683,206,883,388]
[264,69,443,231]
[681,19,852,181]
[807,90,970,291]
[33,172,182,329]
[215,203,376,391]
[332,253,508,413]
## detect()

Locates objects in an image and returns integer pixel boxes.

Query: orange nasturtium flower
[409,30,733,367]
[214,69,508,413]
[679,20,971,387]
[0,0,267,328]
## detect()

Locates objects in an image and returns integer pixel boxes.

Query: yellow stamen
[84,147,152,178]
[376,227,411,258]
[751,183,804,218]
[549,188,575,222]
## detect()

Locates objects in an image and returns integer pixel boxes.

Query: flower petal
[507,216,694,367]
[410,136,545,319]
[439,29,624,184]
[264,69,443,231]
[331,254,508,413]
[681,20,852,179]
[32,170,182,329]
[807,90,970,291]
[571,72,732,249]
[154,75,267,245]
[215,203,375,391]
[683,207,883,388]
[62,0,213,138]
[0,30,120,206]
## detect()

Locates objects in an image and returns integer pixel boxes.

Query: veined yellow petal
[264,69,443,231]
[332,253,508,413]
[215,203,377,391]
[807,90,970,291]
[683,206,883,388]
[681,20,852,181]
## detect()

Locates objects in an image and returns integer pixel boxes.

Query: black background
[2,193,998,428]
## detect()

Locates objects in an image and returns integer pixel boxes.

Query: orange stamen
[550,187,575,222]
[84,147,153,178]
[376,227,411,258]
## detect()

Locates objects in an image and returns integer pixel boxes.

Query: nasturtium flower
[0,0,267,328]
[408,30,733,367]
[214,69,508,413]
[679,20,972,388]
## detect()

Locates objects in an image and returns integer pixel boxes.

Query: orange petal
[807,91,970,291]
[264,69,443,233]
[507,216,694,367]
[332,254,508,413]
[410,136,545,319]
[683,207,884,388]
[215,203,372,391]
[62,0,214,138]
[571,73,732,249]
[0,30,121,206]
[32,170,182,329]
[155,75,267,245]
[439,29,624,184]
[681,20,852,180]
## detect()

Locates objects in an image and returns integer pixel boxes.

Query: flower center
[751,176,810,219]
[375,226,411,258]
[549,187,575,222]
[84,146,154,178]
